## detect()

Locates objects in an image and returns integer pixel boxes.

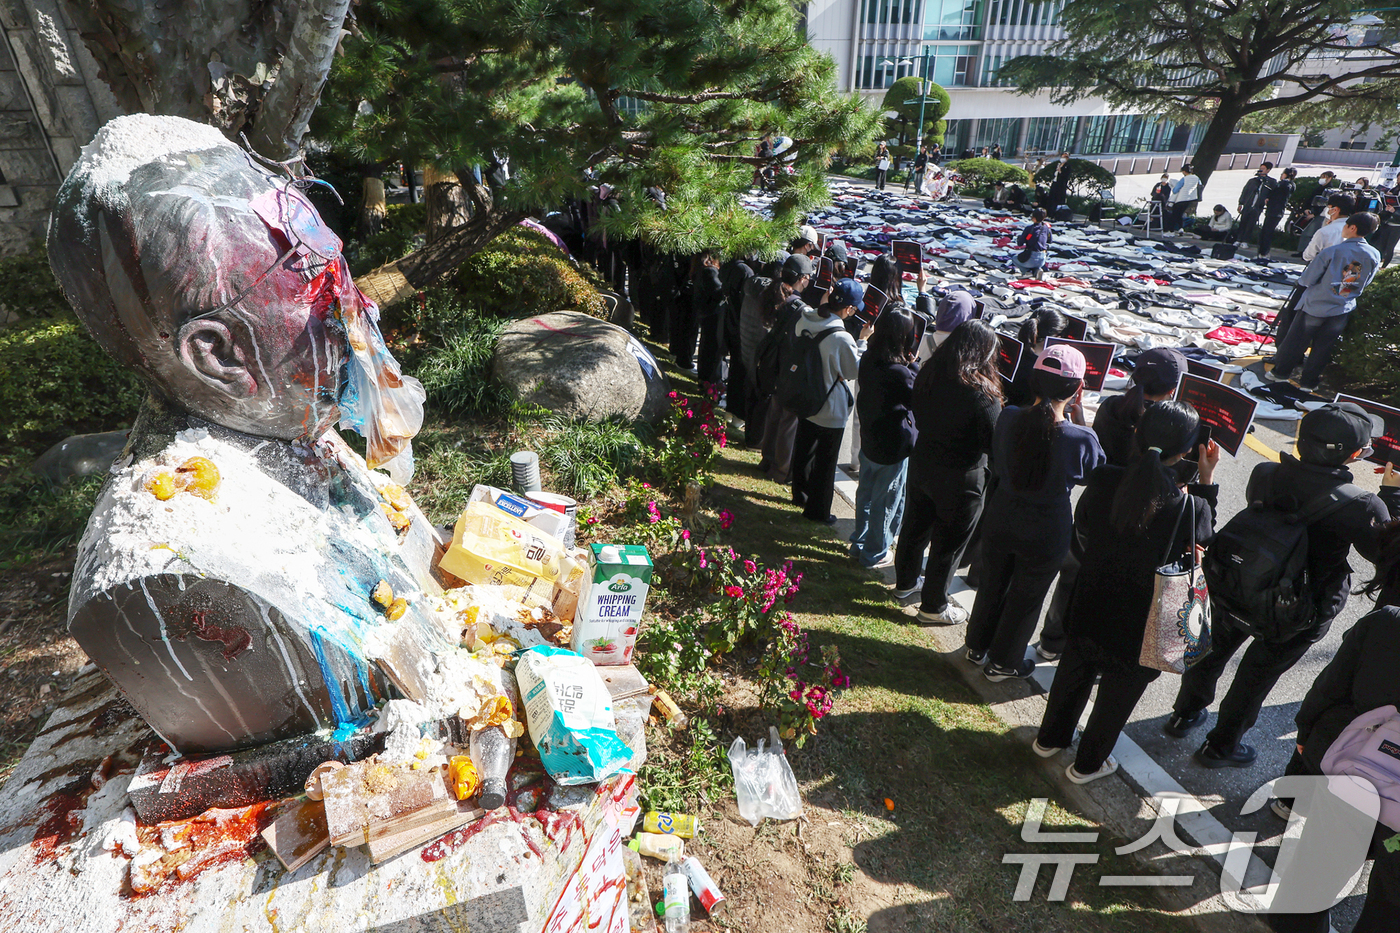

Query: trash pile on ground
[750,181,1332,421]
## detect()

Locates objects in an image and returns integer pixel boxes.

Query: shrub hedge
[1336,266,1400,393]
[1033,159,1117,197]
[947,157,1030,190]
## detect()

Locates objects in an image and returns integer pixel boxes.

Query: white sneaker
[916,604,969,625]
[892,576,924,599]
[1066,756,1119,784]
[1263,368,1286,383]
[1032,740,1064,758]
[1034,643,1062,662]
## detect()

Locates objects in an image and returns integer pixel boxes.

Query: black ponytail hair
[1010,369,1082,492]
[870,254,901,297]
[1109,400,1200,535]
[1016,308,1067,350]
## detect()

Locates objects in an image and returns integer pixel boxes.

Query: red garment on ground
[1205,326,1273,346]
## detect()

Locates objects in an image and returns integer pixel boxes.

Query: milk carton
[572,543,651,665]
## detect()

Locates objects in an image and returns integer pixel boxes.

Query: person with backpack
[788,278,872,524]
[1035,402,1220,783]
[849,307,919,567]
[756,254,814,484]
[1168,402,1393,767]
[1011,208,1052,279]
[893,320,1003,623]
[964,345,1106,680]
[1037,347,1189,662]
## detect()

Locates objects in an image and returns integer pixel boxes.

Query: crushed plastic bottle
[470,724,515,810]
[662,852,691,932]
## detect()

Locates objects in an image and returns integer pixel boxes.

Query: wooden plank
[260,797,330,873]
[320,760,451,847]
[366,801,483,863]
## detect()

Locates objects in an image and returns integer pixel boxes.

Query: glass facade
[927,44,978,86]
[973,117,1022,155]
[987,0,1063,26]
[864,0,923,24]
[1023,116,1075,154]
[923,0,982,40]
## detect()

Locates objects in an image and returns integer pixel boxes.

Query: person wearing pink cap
[964,344,1106,681]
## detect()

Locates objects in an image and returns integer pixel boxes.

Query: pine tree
[315,0,879,305]
[996,1,1400,185]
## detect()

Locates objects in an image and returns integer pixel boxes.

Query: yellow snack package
[439,500,568,587]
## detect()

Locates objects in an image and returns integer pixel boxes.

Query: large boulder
[493,312,670,422]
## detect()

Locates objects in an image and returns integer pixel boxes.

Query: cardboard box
[571,544,652,666]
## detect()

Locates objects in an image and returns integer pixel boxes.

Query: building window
[913,44,977,86]
[944,118,972,153]
[989,0,1063,26]
[1023,116,1075,155]
[1107,114,1157,153]
[1080,115,1110,154]
[857,54,908,88]
[973,117,1023,155]
[923,0,982,41]
[864,0,922,25]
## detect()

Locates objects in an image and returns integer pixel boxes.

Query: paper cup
[510,451,541,494]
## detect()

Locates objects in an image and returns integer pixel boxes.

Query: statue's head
[48,115,422,471]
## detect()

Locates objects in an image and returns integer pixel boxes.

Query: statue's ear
[178,319,257,398]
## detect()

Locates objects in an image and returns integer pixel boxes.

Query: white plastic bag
[729,726,803,826]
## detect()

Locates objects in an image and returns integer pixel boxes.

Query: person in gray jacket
[791,279,873,524]
[1267,213,1382,392]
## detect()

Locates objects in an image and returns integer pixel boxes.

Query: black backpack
[1210,242,1236,261]
[1203,469,1365,641]
[774,321,849,419]
[754,298,807,397]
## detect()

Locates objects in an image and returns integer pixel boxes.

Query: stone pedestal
[0,673,638,932]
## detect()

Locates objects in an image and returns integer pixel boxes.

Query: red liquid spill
[125,803,273,898]
[30,780,90,864]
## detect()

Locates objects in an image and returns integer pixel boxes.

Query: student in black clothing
[692,250,726,385]
[1004,308,1069,407]
[1264,516,1400,933]
[849,308,920,568]
[757,255,814,484]
[720,255,756,416]
[1038,347,1189,660]
[893,320,1003,622]
[1036,402,1220,783]
[965,345,1106,681]
[1167,403,1395,767]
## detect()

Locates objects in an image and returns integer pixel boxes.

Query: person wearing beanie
[790,277,872,524]
[1167,402,1398,769]
[964,346,1105,681]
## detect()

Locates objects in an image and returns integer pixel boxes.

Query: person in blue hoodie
[1266,212,1382,392]
[791,278,872,525]
[849,307,920,567]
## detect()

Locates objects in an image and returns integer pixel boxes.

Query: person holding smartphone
[964,346,1106,681]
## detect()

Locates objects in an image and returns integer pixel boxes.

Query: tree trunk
[60,0,348,157]
[1188,100,1247,190]
[354,208,524,310]
[358,175,387,240]
[423,165,470,243]
[248,0,353,160]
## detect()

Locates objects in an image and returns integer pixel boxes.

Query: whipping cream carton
[571,543,652,666]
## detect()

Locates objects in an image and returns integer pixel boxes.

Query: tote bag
[1140,497,1212,674]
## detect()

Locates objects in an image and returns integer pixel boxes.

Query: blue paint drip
[310,630,352,727]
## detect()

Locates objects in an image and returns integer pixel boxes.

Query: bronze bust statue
[49,115,444,754]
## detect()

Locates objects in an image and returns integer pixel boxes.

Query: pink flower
[685,410,694,419]
[725,585,744,598]
[744,559,757,574]
[587,517,598,525]
[681,529,690,541]
[719,510,734,530]
[641,482,651,489]
[699,553,708,569]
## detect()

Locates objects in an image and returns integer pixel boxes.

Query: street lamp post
[880,47,934,149]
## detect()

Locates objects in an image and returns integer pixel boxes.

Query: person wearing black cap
[1167,402,1395,768]
[790,277,872,524]
[1037,347,1189,661]
[758,254,815,484]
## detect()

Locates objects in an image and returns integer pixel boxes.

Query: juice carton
[572,544,652,665]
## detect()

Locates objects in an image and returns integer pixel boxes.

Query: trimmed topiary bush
[1336,266,1400,393]
[451,226,609,321]
[947,157,1030,190]
[1034,159,1116,197]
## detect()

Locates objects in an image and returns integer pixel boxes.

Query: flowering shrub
[637,545,847,747]
[654,385,726,491]
[609,479,686,551]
